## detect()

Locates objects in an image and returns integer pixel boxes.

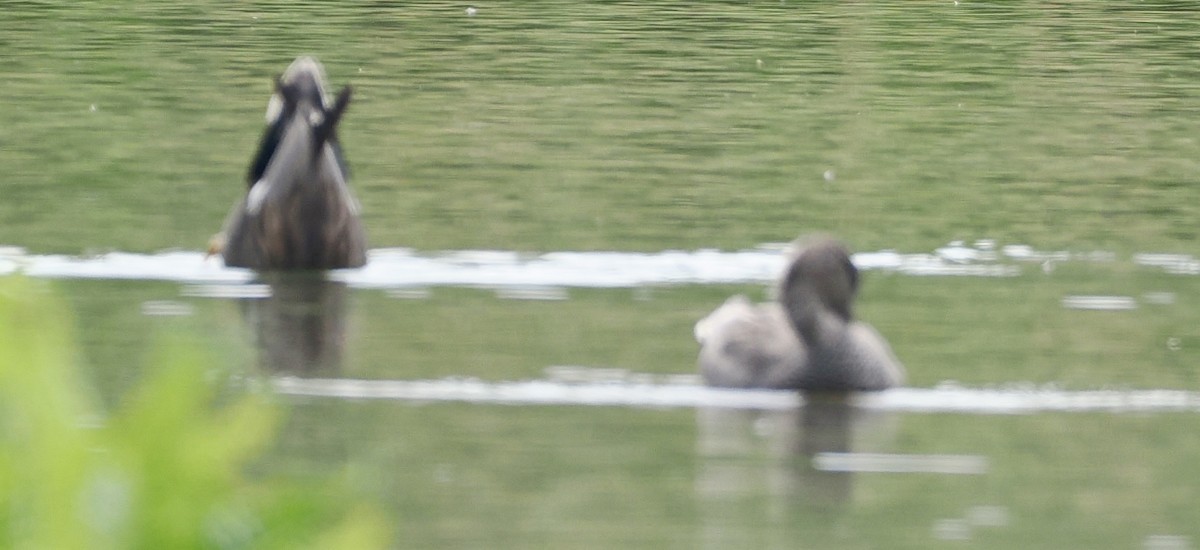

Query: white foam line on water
[813,452,989,474]
[271,377,1200,414]
[1061,295,1137,311]
[0,243,1031,288]
[10,251,253,284]
[4,242,1189,287]
[272,377,801,409]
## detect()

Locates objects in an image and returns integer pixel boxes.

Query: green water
[265,402,1200,548]
[4,2,1200,254]
[6,1,1200,547]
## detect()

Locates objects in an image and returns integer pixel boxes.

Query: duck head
[780,236,859,328]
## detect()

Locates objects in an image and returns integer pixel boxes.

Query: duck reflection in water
[695,398,899,545]
[210,56,367,375]
[245,273,351,376]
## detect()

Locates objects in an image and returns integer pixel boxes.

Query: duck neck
[783,283,849,347]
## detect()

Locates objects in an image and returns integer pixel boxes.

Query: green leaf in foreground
[0,276,391,549]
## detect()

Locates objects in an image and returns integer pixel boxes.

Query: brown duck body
[219,57,367,270]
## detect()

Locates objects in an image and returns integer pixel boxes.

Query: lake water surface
[5,1,1200,548]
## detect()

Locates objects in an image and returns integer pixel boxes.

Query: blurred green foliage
[0,277,390,549]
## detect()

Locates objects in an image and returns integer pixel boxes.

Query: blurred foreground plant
[0,277,390,549]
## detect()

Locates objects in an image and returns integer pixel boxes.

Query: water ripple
[271,376,1200,414]
[0,241,1084,288]
[5,241,1189,288]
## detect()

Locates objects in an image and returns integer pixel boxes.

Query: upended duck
[695,236,904,391]
[212,56,367,270]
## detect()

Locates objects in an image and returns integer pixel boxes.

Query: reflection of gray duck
[213,57,367,270]
[696,236,904,391]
